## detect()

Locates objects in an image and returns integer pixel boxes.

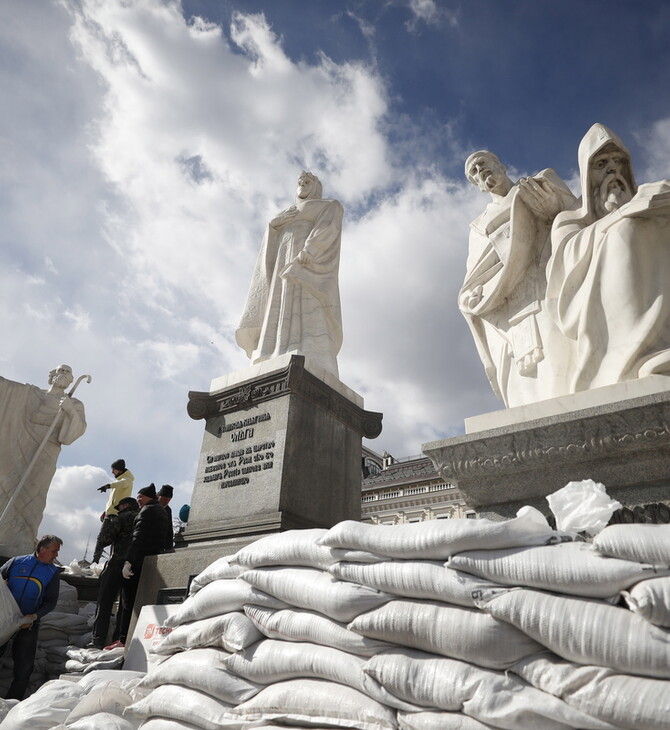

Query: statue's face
[467,153,509,195]
[296,174,315,199]
[590,144,633,217]
[49,364,73,389]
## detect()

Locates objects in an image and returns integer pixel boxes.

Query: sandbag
[65,680,135,724]
[222,678,397,730]
[624,575,670,627]
[229,529,336,570]
[139,647,262,704]
[0,579,24,646]
[67,712,139,730]
[151,612,262,654]
[448,541,669,599]
[239,566,392,622]
[138,719,204,730]
[512,652,670,730]
[244,605,393,656]
[593,523,670,565]
[476,587,670,678]
[188,557,243,596]
[330,561,502,607]
[349,598,541,670]
[126,685,232,730]
[0,679,86,729]
[398,711,496,730]
[224,638,422,712]
[76,669,146,691]
[164,578,285,627]
[363,648,617,730]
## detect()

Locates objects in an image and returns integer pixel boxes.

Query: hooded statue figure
[546,123,670,392]
[236,171,343,378]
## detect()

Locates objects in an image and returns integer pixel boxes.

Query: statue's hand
[517,177,562,222]
[297,250,312,265]
[462,285,483,310]
[59,396,75,413]
[270,205,298,227]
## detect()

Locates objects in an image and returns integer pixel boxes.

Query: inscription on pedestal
[201,411,277,489]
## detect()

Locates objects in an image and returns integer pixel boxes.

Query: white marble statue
[460,151,576,407]
[236,172,344,377]
[546,123,670,392]
[0,365,87,557]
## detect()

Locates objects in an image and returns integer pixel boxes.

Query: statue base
[423,376,670,520]
[129,354,382,635]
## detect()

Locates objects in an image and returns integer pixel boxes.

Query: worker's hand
[20,614,37,629]
[122,561,134,580]
[97,484,109,493]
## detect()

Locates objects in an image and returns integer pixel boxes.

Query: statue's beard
[593,173,633,218]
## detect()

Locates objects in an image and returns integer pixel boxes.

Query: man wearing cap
[0,535,63,699]
[112,484,171,648]
[97,459,134,520]
[89,497,139,649]
[157,484,174,552]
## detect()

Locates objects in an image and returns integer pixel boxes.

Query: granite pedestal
[423,376,670,520]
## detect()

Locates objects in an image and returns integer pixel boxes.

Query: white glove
[122,561,134,579]
[20,614,37,629]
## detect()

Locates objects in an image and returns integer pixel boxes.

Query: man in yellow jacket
[97,459,134,520]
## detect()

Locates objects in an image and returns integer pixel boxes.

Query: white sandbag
[164,578,286,628]
[398,711,496,730]
[512,651,670,730]
[65,680,136,724]
[593,523,670,564]
[126,685,232,730]
[448,541,669,599]
[229,529,335,570]
[330,561,503,607]
[0,679,85,729]
[0,580,25,646]
[224,639,422,712]
[138,719,203,730]
[349,598,541,670]
[151,612,262,654]
[54,580,80,613]
[244,605,393,656]
[239,566,392,622]
[364,648,617,730]
[318,509,568,559]
[139,647,262,704]
[76,669,146,691]
[624,575,670,627]
[546,479,621,536]
[67,712,140,730]
[188,557,244,595]
[222,678,397,730]
[476,587,670,678]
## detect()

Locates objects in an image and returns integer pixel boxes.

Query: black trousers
[1,622,39,700]
[91,560,124,647]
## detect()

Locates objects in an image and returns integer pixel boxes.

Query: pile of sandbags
[4,514,670,729]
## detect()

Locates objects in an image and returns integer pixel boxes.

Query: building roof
[362,455,440,491]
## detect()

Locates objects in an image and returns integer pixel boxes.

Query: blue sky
[1,0,669,563]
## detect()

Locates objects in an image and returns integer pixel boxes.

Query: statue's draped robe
[236,198,343,377]
[0,377,86,556]
[546,124,670,392]
[459,170,575,407]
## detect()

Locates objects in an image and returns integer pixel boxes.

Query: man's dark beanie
[116,497,139,511]
[111,459,126,471]
[158,484,173,498]
[138,483,157,499]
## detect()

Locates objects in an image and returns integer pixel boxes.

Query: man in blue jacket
[0,535,63,699]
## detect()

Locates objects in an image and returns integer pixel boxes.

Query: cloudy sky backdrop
[2,0,670,563]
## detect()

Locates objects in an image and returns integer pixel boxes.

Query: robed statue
[236,172,344,378]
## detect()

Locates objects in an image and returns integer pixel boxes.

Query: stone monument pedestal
[130,354,382,628]
[423,376,670,520]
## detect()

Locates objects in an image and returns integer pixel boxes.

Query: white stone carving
[460,151,576,407]
[237,172,343,378]
[546,123,670,392]
[0,365,87,556]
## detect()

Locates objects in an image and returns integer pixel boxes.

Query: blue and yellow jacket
[1,554,60,617]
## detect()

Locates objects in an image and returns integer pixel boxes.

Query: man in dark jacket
[157,484,174,552]
[113,484,171,648]
[89,497,139,649]
[0,535,63,699]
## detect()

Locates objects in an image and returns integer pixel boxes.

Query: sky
[2,0,670,564]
